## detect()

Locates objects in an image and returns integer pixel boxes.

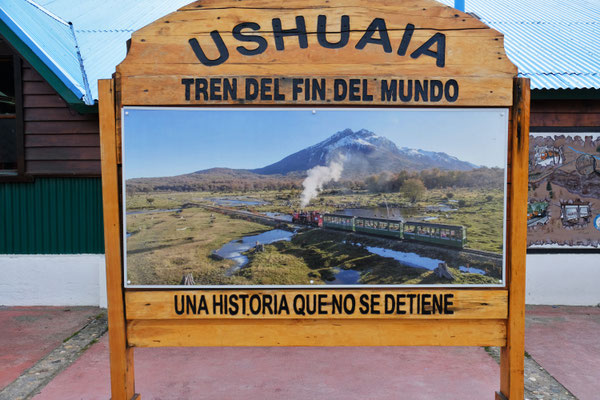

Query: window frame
[0,55,29,182]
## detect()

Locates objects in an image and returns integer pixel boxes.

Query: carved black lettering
[312,78,325,100]
[432,294,443,314]
[355,18,392,53]
[186,295,196,315]
[421,294,431,315]
[396,294,406,315]
[397,23,415,56]
[279,295,290,315]
[407,293,417,313]
[305,294,317,315]
[223,78,237,100]
[445,79,459,102]
[245,78,259,100]
[381,79,397,101]
[189,31,229,66]
[213,294,224,315]
[292,78,303,100]
[362,79,373,101]
[430,80,443,102]
[293,294,306,315]
[274,78,285,100]
[317,15,350,49]
[444,294,454,314]
[181,79,193,101]
[272,16,308,50]
[343,294,355,314]
[304,78,310,101]
[334,79,347,101]
[174,295,185,315]
[263,294,274,314]
[399,80,413,102]
[210,78,222,100]
[359,294,369,314]
[232,22,268,56]
[260,78,273,100]
[239,294,249,314]
[250,294,261,315]
[415,80,428,102]
[229,294,239,315]
[349,78,361,101]
[318,294,327,315]
[195,78,208,101]
[332,294,343,315]
[384,294,395,314]
[197,295,208,314]
[410,32,446,67]
[370,294,380,314]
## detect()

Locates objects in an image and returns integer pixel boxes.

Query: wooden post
[497,77,530,400]
[99,79,138,400]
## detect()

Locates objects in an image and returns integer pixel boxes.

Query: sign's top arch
[117,0,517,106]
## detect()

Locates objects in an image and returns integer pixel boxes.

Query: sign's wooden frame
[98,2,529,399]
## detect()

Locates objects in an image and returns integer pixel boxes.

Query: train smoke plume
[300,156,345,207]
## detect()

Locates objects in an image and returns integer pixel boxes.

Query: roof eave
[531,88,600,100]
[0,13,97,113]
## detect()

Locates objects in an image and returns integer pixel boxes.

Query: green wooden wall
[0,178,104,254]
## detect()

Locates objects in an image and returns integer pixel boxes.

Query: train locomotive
[291,210,323,227]
[293,211,466,248]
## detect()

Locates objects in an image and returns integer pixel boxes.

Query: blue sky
[123,108,508,179]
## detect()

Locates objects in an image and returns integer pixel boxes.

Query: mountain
[250,128,477,176]
[126,129,479,192]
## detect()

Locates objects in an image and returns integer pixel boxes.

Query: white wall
[1,253,598,306]
[0,255,107,307]
[526,254,600,306]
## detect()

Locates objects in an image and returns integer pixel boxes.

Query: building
[1,0,599,306]
[0,0,191,306]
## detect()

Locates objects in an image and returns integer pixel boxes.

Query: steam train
[292,211,466,249]
[291,211,323,226]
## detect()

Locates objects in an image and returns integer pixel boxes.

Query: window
[0,55,24,179]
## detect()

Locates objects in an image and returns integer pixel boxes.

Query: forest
[127,167,504,194]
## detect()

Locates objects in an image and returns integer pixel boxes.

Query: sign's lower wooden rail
[126,318,507,347]
[126,289,507,320]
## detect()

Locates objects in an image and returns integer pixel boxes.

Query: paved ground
[0,305,598,399]
[32,339,500,400]
[0,306,101,389]
[524,305,600,400]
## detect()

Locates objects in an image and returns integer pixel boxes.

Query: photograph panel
[123,108,508,287]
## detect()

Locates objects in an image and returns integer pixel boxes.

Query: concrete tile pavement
[0,306,101,390]
[2,305,598,399]
[524,305,600,400]
[33,338,500,400]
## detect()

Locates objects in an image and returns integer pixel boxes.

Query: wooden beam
[499,77,529,399]
[127,318,507,347]
[99,79,137,400]
[125,289,508,320]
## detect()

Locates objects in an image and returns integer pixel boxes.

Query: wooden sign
[99,1,529,399]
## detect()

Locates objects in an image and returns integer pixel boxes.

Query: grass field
[126,208,270,285]
[127,186,504,253]
[126,206,502,286]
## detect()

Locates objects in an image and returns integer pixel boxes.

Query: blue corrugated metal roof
[1,0,599,104]
[0,1,88,102]
[437,0,600,90]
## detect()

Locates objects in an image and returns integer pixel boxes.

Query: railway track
[197,203,503,260]
[460,248,503,259]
